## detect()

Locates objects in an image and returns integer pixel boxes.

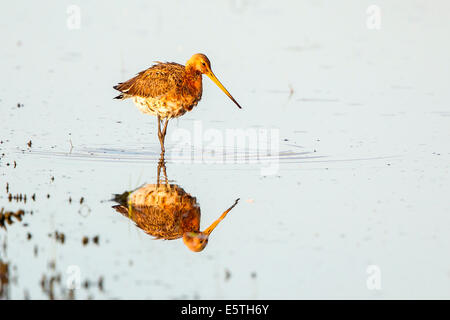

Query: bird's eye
[202,62,206,66]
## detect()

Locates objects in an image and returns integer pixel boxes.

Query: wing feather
[113,62,185,98]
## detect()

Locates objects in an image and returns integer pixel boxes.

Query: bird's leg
[161,118,169,143]
[161,158,168,185]
[156,163,161,187]
[157,152,165,187]
[157,115,165,153]
[158,118,169,153]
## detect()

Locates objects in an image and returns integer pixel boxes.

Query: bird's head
[186,53,242,109]
[182,232,210,252]
[187,53,212,74]
[182,198,240,252]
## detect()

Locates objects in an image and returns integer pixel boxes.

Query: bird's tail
[113,83,131,100]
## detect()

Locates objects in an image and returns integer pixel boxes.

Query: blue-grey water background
[0,1,449,299]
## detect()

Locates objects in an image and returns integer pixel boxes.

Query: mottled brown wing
[112,204,182,240]
[113,62,185,98]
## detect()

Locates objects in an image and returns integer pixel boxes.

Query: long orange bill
[204,198,240,236]
[206,71,242,109]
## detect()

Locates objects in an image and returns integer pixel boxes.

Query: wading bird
[113,53,242,152]
[112,155,240,252]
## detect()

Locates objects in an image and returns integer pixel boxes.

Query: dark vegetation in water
[48,231,66,244]
[0,208,32,230]
[39,260,104,300]
[0,259,10,299]
[81,235,100,246]
[0,180,105,299]
[0,236,106,299]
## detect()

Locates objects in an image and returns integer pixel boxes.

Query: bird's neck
[184,68,203,92]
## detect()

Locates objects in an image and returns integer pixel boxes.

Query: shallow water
[1,1,450,299]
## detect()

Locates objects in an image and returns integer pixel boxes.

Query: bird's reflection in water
[112,154,239,252]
